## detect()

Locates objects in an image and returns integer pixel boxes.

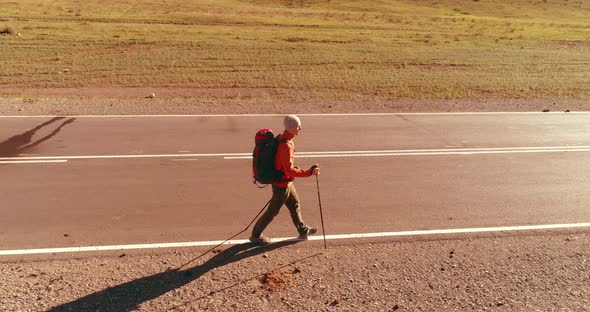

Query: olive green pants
[252,183,309,237]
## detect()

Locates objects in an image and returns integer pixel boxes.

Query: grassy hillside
[1,0,589,98]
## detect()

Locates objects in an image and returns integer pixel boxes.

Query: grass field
[1,0,589,99]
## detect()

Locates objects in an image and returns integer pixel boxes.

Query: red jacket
[273,130,312,187]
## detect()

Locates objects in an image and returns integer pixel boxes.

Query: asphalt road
[1,113,590,251]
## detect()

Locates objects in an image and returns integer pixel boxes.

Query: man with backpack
[250,115,320,245]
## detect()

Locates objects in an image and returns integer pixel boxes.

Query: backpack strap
[253,180,270,188]
[276,135,289,143]
[273,136,291,182]
[277,137,291,150]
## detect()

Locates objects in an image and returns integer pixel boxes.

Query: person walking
[250,115,320,245]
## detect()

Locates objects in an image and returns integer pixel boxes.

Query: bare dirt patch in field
[0,26,16,35]
[555,40,590,47]
[70,44,158,61]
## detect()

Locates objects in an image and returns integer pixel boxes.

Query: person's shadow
[0,117,76,157]
[49,240,302,312]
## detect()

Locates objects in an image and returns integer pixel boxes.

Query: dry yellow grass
[1,0,589,98]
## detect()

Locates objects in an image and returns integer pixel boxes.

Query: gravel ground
[1,233,589,311]
[0,88,589,115]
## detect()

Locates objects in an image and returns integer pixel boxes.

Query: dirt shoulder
[0,88,589,115]
[1,232,589,311]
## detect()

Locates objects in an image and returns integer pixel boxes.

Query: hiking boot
[249,234,271,246]
[299,226,318,239]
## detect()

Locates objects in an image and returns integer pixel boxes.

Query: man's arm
[278,143,312,177]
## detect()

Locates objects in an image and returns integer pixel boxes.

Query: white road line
[225,146,590,159]
[1,222,589,256]
[0,112,588,118]
[0,153,237,161]
[227,149,590,159]
[0,160,68,164]
[4,146,590,162]
[298,145,590,153]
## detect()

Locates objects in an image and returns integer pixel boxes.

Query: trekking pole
[177,199,272,269]
[315,174,327,249]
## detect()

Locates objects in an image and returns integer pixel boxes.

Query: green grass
[1,0,589,98]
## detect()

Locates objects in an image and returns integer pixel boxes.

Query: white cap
[284,115,301,130]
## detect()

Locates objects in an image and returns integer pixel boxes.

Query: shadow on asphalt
[0,117,76,157]
[48,240,302,312]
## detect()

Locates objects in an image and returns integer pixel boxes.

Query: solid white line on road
[230,148,590,158]
[5,145,590,162]
[1,222,589,256]
[0,112,589,118]
[0,153,238,161]
[225,146,590,159]
[0,160,68,164]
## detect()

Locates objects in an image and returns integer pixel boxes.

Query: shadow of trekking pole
[170,251,322,310]
[48,240,306,312]
[177,199,272,269]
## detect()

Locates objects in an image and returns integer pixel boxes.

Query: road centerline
[4,145,590,162]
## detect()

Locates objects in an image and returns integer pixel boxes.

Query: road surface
[1,113,590,253]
